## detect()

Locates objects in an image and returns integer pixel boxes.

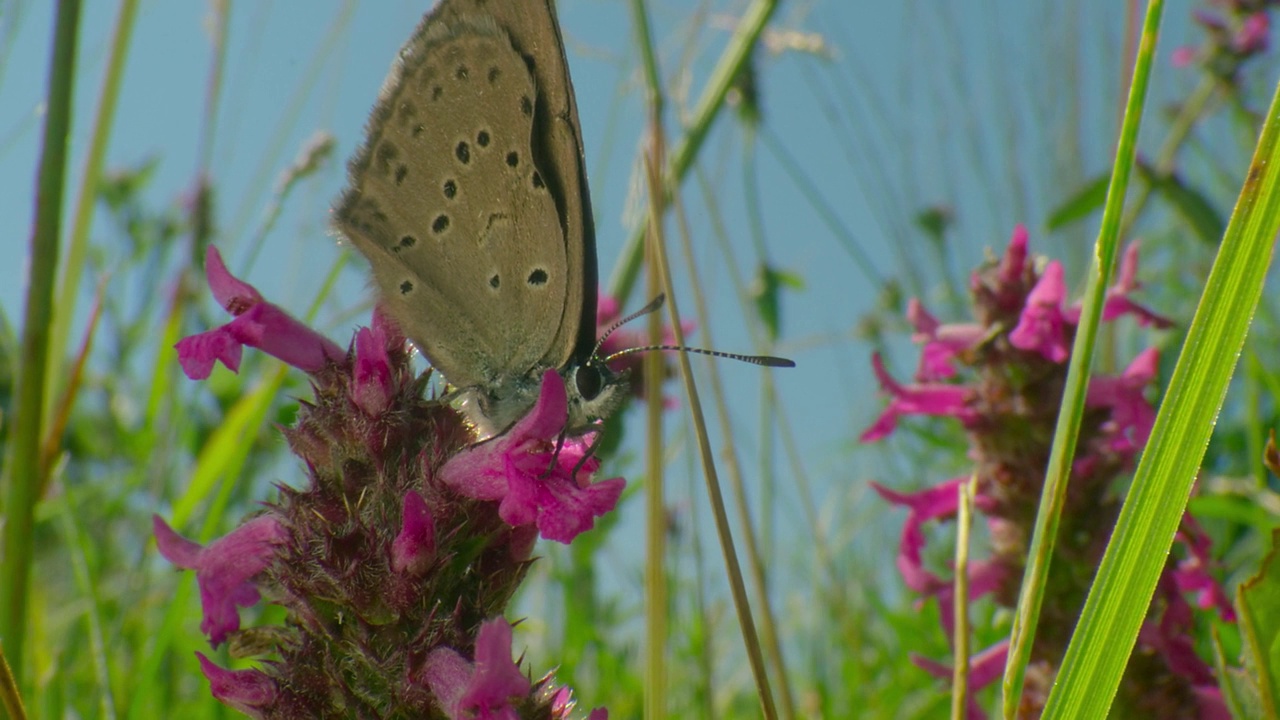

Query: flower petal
[392,490,436,576]
[441,371,625,544]
[196,652,277,718]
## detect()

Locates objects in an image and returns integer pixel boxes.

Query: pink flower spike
[859,354,976,443]
[196,652,277,718]
[175,246,345,379]
[1009,260,1070,362]
[422,647,473,717]
[392,490,437,576]
[586,710,609,720]
[440,370,625,544]
[153,515,287,646]
[998,224,1030,284]
[423,618,530,720]
[352,325,393,416]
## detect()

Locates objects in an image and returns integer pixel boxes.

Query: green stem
[1,0,82,687]
[1001,1,1163,715]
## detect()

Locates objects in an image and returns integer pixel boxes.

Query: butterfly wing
[335,1,594,390]
[436,0,599,370]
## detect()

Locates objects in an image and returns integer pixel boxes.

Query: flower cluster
[1173,0,1278,76]
[157,246,615,718]
[861,227,1233,718]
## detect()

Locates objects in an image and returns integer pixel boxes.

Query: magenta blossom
[871,478,1004,622]
[1174,515,1236,621]
[1086,348,1160,454]
[441,370,626,544]
[859,353,978,443]
[1064,242,1171,329]
[421,618,530,720]
[175,246,344,379]
[153,514,287,646]
[196,652,278,719]
[351,319,394,416]
[1008,260,1070,362]
[391,490,437,576]
[907,298,987,381]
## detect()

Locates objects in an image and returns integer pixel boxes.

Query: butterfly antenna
[591,294,667,359]
[606,344,795,368]
[596,293,795,368]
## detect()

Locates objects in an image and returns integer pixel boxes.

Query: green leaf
[1046,173,1110,231]
[751,264,804,342]
[1237,528,1280,717]
[1213,624,1263,720]
[1137,159,1226,245]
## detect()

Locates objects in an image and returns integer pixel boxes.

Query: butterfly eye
[575,364,603,401]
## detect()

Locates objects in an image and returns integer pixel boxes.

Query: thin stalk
[1001,1,1164,714]
[0,0,82,685]
[951,475,976,720]
[630,3,669,717]
[674,168,797,720]
[644,146,778,717]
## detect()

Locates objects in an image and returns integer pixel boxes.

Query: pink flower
[175,246,345,379]
[392,490,437,576]
[441,370,626,544]
[1065,243,1171,329]
[1137,577,1229,718]
[912,640,1009,720]
[908,299,986,381]
[859,354,977,443]
[196,652,277,718]
[1174,516,1236,621]
[421,618,531,720]
[153,514,287,646]
[351,322,393,416]
[998,225,1030,285]
[872,478,1000,598]
[1234,11,1270,55]
[1009,260,1070,362]
[1086,348,1160,453]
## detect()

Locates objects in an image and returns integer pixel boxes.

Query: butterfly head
[453,356,629,443]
